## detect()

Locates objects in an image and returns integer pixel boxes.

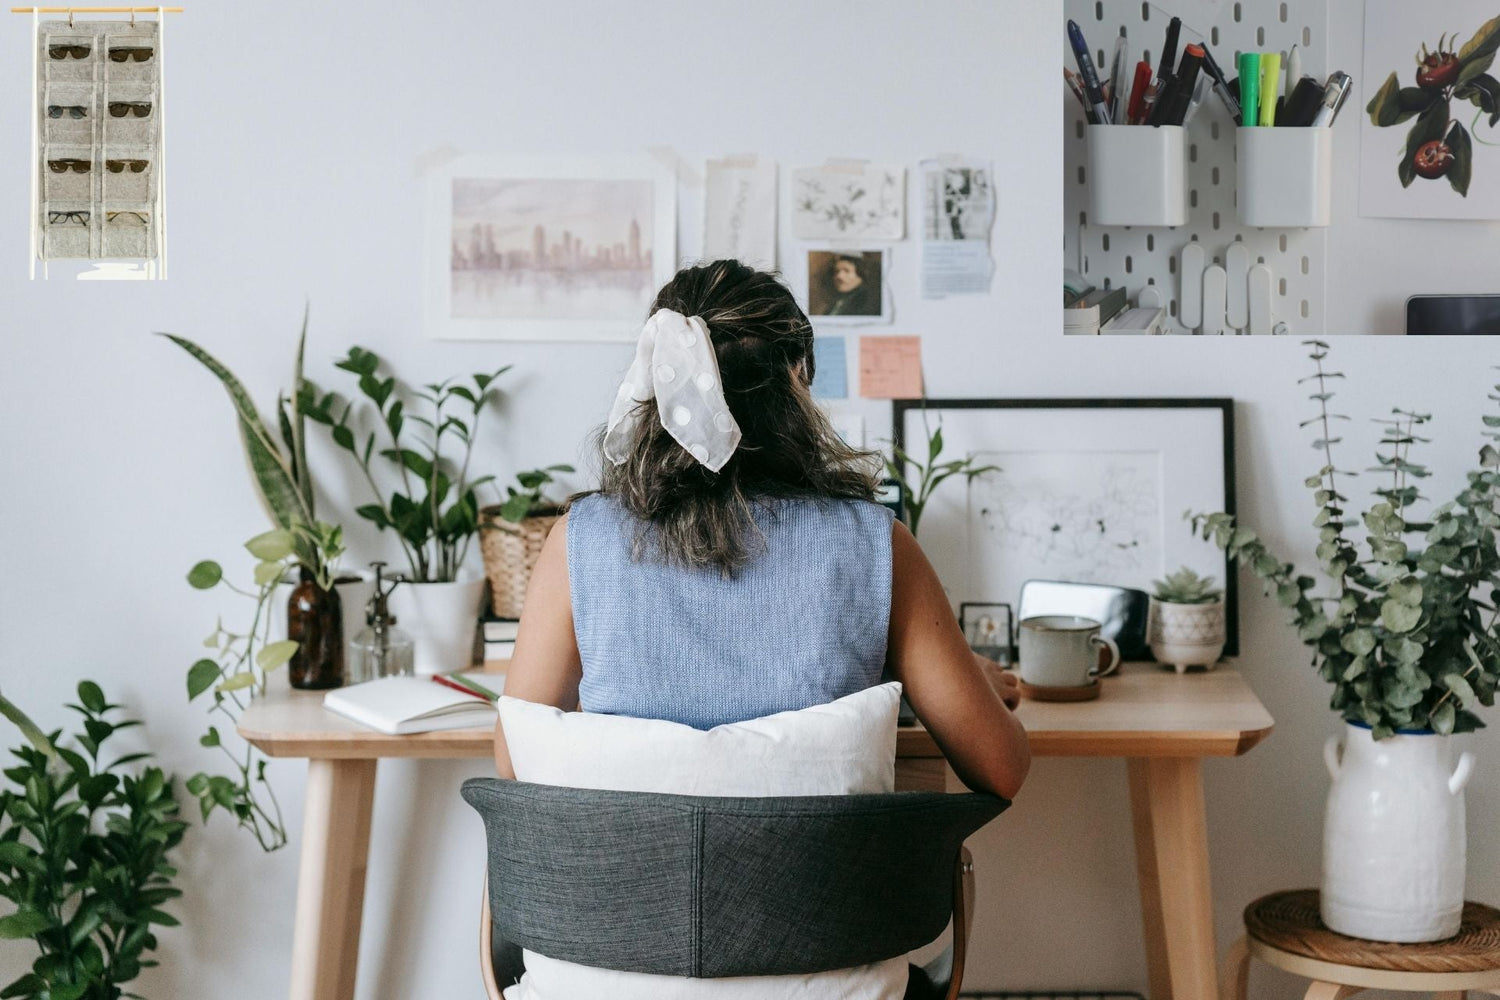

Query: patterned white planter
[1322,722,1476,942]
[1146,598,1225,672]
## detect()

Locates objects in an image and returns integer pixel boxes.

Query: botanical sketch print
[971,450,1162,590]
[450,178,655,321]
[790,164,905,240]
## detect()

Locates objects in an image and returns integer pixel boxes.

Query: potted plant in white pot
[1147,567,1226,672]
[1191,340,1497,943]
[480,464,574,620]
[309,347,508,674]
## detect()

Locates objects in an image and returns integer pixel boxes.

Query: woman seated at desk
[493,259,1029,801]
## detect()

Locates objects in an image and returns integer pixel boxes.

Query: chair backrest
[460,778,1006,980]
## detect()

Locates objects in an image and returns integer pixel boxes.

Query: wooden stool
[1222,890,1500,1000]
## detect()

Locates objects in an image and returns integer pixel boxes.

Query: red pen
[432,673,493,702]
[1126,60,1154,124]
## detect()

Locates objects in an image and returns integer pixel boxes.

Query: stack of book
[1064,284,1129,335]
[483,615,520,662]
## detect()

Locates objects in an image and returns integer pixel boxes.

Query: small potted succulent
[1147,567,1226,672]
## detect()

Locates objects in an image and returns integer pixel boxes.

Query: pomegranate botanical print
[1366,15,1500,197]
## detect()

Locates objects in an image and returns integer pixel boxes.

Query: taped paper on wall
[703,155,777,268]
[859,335,923,399]
[811,336,848,399]
[920,158,994,298]
[791,161,905,240]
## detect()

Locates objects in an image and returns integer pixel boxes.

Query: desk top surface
[237,662,1273,761]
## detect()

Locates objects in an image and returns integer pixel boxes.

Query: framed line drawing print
[425,154,677,341]
[893,398,1239,656]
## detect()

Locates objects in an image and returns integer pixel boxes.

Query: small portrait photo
[806,249,887,322]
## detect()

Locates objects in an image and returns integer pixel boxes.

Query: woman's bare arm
[492,514,582,778]
[887,520,1030,798]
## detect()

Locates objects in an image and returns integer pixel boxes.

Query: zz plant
[305,348,509,582]
[0,683,185,1000]
[885,412,999,538]
[1190,341,1500,739]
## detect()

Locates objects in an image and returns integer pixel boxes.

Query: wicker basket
[479,507,562,619]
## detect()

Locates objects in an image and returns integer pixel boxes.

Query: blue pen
[1068,19,1114,125]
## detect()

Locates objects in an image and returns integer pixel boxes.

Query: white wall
[1,2,1497,999]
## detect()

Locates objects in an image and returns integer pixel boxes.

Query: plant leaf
[0,910,52,939]
[255,640,298,672]
[1459,15,1500,71]
[1449,121,1473,198]
[186,560,223,590]
[186,659,220,700]
[245,528,295,562]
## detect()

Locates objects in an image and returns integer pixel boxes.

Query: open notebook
[323,672,504,735]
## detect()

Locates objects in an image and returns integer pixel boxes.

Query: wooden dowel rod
[10,7,185,13]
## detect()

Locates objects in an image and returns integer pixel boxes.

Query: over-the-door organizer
[37,18,161,262]
[1064,0,1331,336]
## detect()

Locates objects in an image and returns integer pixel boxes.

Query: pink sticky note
[859,336,923,399]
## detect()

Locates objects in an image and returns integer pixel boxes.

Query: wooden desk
[239,662,1273,1000]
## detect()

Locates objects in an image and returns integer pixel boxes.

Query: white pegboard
[1063,0,1330,335]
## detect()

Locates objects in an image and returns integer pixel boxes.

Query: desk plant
[479,464,575,619]
[305,347,509,671]
[1188,340,1498,942]
[1147,567,1226,672]
[884,411,999,537]
[0,683,186,1000]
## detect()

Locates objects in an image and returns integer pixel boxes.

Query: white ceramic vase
[1321,721,1476,942]
[386,574,486,675]
[1146,598,1225,672]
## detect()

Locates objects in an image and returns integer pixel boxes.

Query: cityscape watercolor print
[790,164,905,240]
[450,177,656,321]
[1361,1,1500,219]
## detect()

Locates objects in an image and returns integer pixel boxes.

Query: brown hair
[578,260,880,574]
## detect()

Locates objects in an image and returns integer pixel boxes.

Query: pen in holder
[1086,124,1189,227]
[1237,127,1334,228]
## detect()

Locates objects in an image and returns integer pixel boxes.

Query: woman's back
[568,491,894,730]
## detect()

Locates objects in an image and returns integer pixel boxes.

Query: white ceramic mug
[1018,615,1121,688]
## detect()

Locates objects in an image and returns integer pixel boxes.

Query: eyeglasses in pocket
[47,105,88,119]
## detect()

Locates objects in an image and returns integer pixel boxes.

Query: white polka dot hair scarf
[603,309,743,473]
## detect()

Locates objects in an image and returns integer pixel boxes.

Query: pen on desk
[1200,45,1242,125]
[1109,35,1129,124]
[1068,19,1113,124]
[1064,68,1090,116]
[1259,52,1282,126]
[1157,15,1182,82]
[1311,71,1353,127]
[1126,59,1153,124]
[432,673,494,702]
[1239,52,1262,127]
[1285,44,1302,101]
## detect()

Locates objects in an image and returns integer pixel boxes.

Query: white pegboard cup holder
[1085,124,1188,228]
[1237,127,1333,228]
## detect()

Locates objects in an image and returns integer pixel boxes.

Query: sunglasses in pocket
[106,159,149,173]
[48,43,90,59]
[108,46,154,62]
[47,158,91,173]
[108,101,151,118]
[47,105,87,119]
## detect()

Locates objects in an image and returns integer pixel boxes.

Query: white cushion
[497,682,908,1000]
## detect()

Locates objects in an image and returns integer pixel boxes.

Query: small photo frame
[959,602,1013,664]
[806,248,889,324]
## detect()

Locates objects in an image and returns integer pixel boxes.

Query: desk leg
[1128,757,1217,1000]
[289,758,377,1000]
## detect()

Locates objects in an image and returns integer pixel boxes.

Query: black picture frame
[892,398,1238,657]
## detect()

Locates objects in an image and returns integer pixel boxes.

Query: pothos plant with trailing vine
[180,523,343,852]
[1366,15,1500,196]
[1189,341,1500,739]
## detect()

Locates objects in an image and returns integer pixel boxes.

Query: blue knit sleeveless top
[566,492,894,730]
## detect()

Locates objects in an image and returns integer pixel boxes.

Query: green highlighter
[1239,52,1261,127]
[1258,52,1282,126]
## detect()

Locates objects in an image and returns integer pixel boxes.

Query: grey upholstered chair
[462,778,1008,1000]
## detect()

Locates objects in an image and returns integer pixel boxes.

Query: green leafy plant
[489,465,575,523]
[0,683,186,1000]
[884,412,1000,537]
[1189,340,1500,739]
[1365,16,1500,197]
[1151,567,1223,605]
[160,310,334,579]
[180,525,342,852]
[304,347,509,582]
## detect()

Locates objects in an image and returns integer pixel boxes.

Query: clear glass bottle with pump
[346,563,415,684]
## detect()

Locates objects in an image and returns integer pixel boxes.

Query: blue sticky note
[811,336,847,399]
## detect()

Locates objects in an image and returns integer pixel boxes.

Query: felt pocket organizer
[102,206,152,259]
[43,144,95,202]
[43,83,95,144]
[42,33,98,84]
[102,84,156,145]
[101,30,157,84]
[40,202,92,258]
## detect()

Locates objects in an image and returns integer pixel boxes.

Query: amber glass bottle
[287,567,345,689]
